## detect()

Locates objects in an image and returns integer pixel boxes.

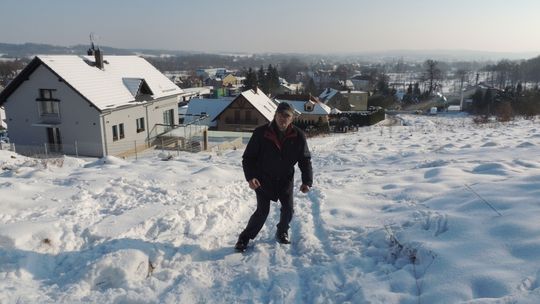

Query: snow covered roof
[276,99,331,115]
[184,98,234,127]
[351,74,371,81]
[341,90,367,94]
[339,80,354,88]
[239,88,277,121]
[280,83,301,93]
[29,55,183,111]
[181,87,212,97]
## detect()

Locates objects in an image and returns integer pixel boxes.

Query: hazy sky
[1,0,540,54]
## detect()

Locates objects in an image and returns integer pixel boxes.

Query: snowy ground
[1,114,540,303]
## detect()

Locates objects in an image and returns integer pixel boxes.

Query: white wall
[101,96,179,156]
[4,65,104,156]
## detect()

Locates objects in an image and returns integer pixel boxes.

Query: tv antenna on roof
[87,32,102,56]
[89,32,100,49]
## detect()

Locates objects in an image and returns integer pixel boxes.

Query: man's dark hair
[276,102,294,115]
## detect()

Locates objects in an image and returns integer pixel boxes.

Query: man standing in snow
[235,102,313,252]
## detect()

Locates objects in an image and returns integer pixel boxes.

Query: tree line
[0,59,28,86]
[468,56,540,119]
[242,65,280,95]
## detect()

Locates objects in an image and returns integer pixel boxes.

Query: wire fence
[0,131,250,160]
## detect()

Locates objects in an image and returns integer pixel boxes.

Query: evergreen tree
[413,82,421,96]
[333,64,350,81]
[257,66,269,93]
[471,88,484,114]
[305,77,318,96]
[376,73,390,96]
[267,64,280,96]
[484,89,493,114]
[242,68,257,91]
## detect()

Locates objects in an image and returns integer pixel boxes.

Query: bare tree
[423,59,442,96]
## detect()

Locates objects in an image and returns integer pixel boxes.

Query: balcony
[37,101,61,124]
[38,113,61,124]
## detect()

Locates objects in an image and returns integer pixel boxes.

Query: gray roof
[184,98,234,127]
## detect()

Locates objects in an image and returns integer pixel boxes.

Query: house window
[112,125,118,141]
[39,101,60,115]
[39,89,55,100]
[163,109,174,126]
[37,88,60,116]
[112,123,125,141]
[136,117,145,133]
[119,123,125,139]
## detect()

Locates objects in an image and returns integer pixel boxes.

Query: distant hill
[361,49,540,62]
[0,42,196,58]
[1,42,537,62]
[332,49,540,63]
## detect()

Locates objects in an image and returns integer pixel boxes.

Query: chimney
[94,48,104,69]
[87,42,95,56]
[87,41,104,69]
[253,86,258,94]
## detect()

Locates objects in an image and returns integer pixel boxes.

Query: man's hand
[248,178,261,190]
[300,184,311,193]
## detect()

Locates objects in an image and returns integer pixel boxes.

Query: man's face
[275,111,294,131]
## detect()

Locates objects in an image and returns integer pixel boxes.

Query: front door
[163,109,174,131]
[46,127,62,152]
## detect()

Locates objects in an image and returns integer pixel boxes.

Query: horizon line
[1,41,539,57]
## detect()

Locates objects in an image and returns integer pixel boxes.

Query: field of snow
[1,114,540,303]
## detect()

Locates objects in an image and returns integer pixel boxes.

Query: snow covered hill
[1,114,540,303]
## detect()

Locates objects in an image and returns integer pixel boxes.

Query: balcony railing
[38,113,61,124]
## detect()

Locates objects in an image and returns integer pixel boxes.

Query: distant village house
[213,88,277,131]
[319,88,369,111]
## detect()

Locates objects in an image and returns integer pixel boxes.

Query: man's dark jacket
[242,121,313,201]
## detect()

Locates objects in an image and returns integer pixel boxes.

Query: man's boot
[235,236,249,252]
[276,231,291,244]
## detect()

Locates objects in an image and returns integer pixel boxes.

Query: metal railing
[0,115,252,159]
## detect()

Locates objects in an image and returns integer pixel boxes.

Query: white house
[0,50,184,157]
[319,88,369,111]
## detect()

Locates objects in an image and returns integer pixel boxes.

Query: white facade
[6,65,102,155]
[0,55,182,157]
